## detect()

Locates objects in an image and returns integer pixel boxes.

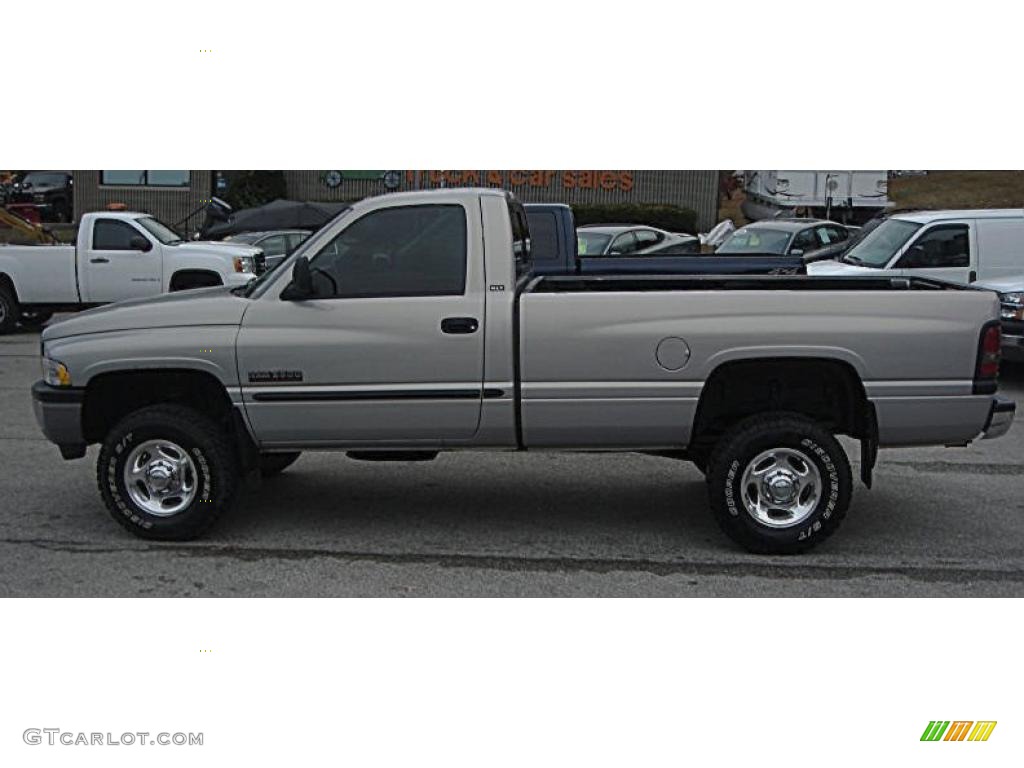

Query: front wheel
[706,413,851,554]
[97,405,239,540]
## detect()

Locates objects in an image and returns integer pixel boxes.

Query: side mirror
[130,235,152,252]
[280,256,314,301]
[789,248,804,257]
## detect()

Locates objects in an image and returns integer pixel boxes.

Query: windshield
[22,172,68,187]
[717,228,791,255]
[136,216,183,244]
[842,219,922,267]
[577,232,611,255]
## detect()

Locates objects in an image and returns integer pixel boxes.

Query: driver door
[81,218,161,302]
[893,223,974,284]
[236,202,486,447]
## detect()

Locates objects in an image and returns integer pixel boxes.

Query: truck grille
[253,251,267,275]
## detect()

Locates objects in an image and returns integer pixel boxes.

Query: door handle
[441,317,479,334]
[90,257,110,264]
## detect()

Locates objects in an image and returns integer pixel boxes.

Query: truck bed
[517,275,998,449]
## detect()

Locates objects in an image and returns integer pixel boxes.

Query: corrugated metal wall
[73,171,212,232]
[283,170,721,230]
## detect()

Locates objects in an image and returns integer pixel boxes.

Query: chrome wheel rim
[123,440,198,516]
[739,447,821,528]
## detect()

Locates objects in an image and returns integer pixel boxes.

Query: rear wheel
[0,284,19,334]
[706,413,851,554]
[259,451,301,477]
[97,405,239,540]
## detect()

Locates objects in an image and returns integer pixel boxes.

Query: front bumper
[982,395,1016,440]
[1001,332,1024,363]
[31,380,86,458]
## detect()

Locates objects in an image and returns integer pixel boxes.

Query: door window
[308,205,467,298]
[634,229,665,251]
[93,219,142,250]
[789,229,817,253]
[286,233,308,252]
[258,234,289,257]
[897,224,970,269]
[608,232,639,255]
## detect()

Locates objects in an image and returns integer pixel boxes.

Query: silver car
[576,225,699,256]
[226,230,311,270]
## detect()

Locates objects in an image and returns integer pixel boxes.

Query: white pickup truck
[0,211,264,333]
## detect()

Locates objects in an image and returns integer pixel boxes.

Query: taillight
[974,322,1001,393]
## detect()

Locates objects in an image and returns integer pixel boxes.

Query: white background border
[2,0,1021,764]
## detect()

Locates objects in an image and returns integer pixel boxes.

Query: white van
[806,209,1024,285]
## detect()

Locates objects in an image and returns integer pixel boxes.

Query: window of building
[100,171,191,187]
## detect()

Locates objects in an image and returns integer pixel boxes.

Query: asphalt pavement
[2,322,1022,597]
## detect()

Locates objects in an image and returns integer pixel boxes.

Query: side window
[815,226,835,245]
[898,224,970,269]
[258,235,288,256]
[789,229,817,253]
[309,205,467,298]
[608,232,639,255]
[634,230,665,251]
[287,233,308,252]
[829,226,849,242]
[93,219,142,251]
[525,211,559,261]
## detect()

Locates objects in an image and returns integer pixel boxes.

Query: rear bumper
[31,380,87,458]
[982,395,1016,440]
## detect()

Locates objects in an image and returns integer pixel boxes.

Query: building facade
[73,170,721,231]
[284,170,721,230]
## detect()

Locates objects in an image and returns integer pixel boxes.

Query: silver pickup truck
[31,189,1015,553]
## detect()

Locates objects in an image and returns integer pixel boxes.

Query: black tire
[706,413,851,554]
[259,451,301,477]
[19,309,54,328]
[97,405,239,540]
[0,283,19,335]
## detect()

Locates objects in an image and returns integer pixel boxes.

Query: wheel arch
[691,356,872,450]
[169,269,223,291]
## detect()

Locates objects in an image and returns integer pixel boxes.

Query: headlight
[42,357,71,387]
[233,256,255,274]
[1000,292,1024,321]
[1000,291,1024,306]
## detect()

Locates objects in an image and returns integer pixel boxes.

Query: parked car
[0,211,264,333]
[576,224,699,257]
[225,230,310,270]
[717,219,853,258]
[526,205,804,276]
[10,171,73,222]
[32,189,1014,554]
[975,277,1024,363]
[807,209,1024,285]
